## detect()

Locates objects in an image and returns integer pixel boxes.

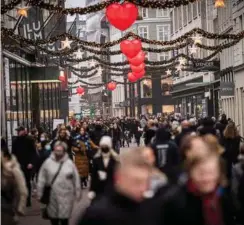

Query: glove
[88,191,96,200]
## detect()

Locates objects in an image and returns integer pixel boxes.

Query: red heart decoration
[130,63,145,73]
[76,87,85,95]
[107,82,117,91]
[106,3,138,31]
[128,72,138,82]
[120,39,142,58]
[128,51,145,66]
[133,70,145,79]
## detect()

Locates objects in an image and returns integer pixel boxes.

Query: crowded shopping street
[1,0,244,225]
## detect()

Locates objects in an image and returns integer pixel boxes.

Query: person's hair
[54,141,68,151]
[185,150,227,187]
[180,135,199,160]
[223,122,239,139]
[148,120,154,128]
[202,134,224,155]
[118,147,152,171]
[31,128,38,135]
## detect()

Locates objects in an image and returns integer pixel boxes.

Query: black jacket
[151,128,180,181]
[90,152,118,197]
[144,128,156,146]
[163,186,236,225]
[12,135,36,170]
[175,128,192,147]
[78,189,147,225]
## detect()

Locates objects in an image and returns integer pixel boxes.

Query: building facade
[110,7,174,117]
[171,0,219,119]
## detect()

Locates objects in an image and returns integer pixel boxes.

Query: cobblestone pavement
[18,146,135,225]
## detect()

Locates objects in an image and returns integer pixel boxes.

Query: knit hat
[99,136,112,149]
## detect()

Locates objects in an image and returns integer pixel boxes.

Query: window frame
[156,8,169,17]
[157,51,170,62]
[141,8,148,18]
[156,24,170,41]
[138,25,149,39]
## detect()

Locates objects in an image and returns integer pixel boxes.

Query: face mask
[45,145,51,151]
[101,147,110,153]
[40,137,46,142]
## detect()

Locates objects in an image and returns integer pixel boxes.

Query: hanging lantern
[59,71,65,82]
[107,82,117,91]
[76,87,85,95]
[215,0,225,8]
[127,72,138,82]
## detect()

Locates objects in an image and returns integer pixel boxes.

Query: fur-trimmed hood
[1,153,20,177]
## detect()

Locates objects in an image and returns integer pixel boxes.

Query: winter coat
[78,189,147,225]
[162,185,236,225]
[12,135,36,170]
[72,141,89,178]
[144,128,156,146]
[90,150,118,197]
[222,136,241,180]
[37,153,81,219]
[1,153,28,220]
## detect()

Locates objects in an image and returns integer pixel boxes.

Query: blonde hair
[224,122,239,139]
[202,134,224,155]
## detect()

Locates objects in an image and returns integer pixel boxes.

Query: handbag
[40,162,64,205]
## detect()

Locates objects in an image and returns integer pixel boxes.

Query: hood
[50,152,69,162]
[155,128,171,141]
[99,136,112,149]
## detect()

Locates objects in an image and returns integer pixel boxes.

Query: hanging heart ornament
[106,2,138,31]
[120,39,142,58]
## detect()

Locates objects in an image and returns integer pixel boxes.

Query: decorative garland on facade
[2,27,244,49]
[1,0,200,15]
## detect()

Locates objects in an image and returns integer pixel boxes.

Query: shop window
[141,79,152,98]
[141,104,152,115]
[161,77,173,95]
[162,105,174,113]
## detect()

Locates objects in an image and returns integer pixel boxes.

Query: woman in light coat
[37,141,81,225]
[1,143,28,225]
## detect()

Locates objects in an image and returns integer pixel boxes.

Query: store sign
[220,82,235,97]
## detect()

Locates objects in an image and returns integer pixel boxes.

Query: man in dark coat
[175,120,191,147]
[151,127,180,182]
[78,148,152,225]
[12,126,36,207]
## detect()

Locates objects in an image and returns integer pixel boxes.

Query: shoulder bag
[40,162,64,205]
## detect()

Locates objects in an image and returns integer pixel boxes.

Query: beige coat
[1,153,28,216]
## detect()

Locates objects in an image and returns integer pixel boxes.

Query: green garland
[2,27,244,49]
[1,0,200,15]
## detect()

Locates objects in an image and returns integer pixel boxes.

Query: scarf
[187,180,224,225]
[77,134,91,151]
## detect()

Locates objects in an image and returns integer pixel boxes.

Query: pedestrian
[163,147,236,225]
[88,136,119,201]
[12,126,36,207]
[144,120,157,146]
[51,127,73,160]
[37,141,81,225]
[1,144,28,225]
[150,127,180,182]
[108,123,121,154]
[222,122,241,181]
[78,148,153,225]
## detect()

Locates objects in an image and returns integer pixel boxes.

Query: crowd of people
[1,113,244,225]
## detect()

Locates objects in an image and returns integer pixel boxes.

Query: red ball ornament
[59,74,65,82]
[128,51,145,66]
[130,63,145,73]
[133,70,145,79]
[106,2,138,31]
[128,72,138,82]
[76,87,85,95]
[107,82,117,91]
[120,39,142,58]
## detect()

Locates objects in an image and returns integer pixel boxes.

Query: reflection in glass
[161,78,173,95]
[141,79,152,98]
